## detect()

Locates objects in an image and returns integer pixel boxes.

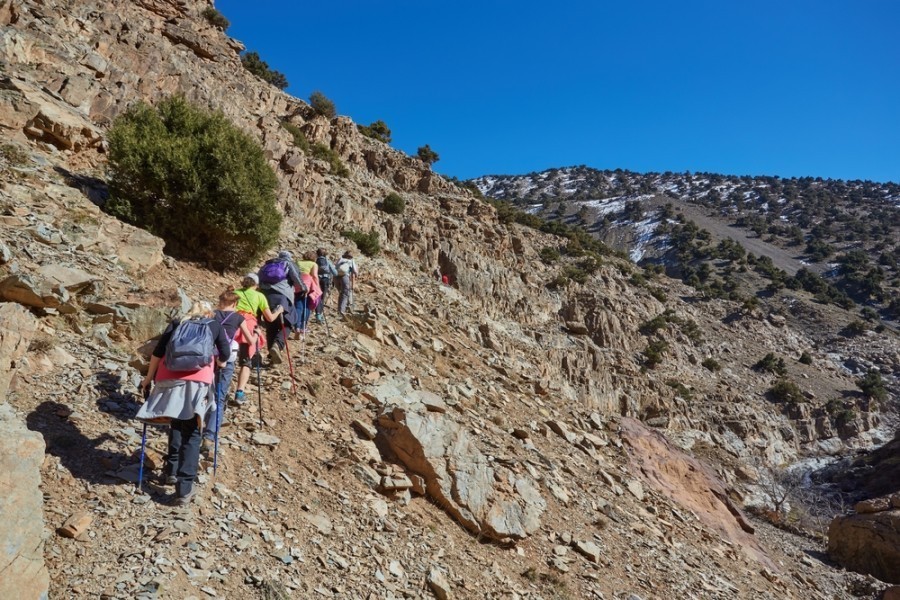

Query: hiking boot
[269,346,283,365]
[316,314,324,324]
[173,485,197,506]
[201,438,213,458]
[165,474,177,486]
[233,390,246,405]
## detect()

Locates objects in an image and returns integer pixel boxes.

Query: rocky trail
[1,0,899,598]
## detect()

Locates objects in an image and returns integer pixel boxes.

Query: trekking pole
[136,423,148,494]
[255,336,264,429]
[213,369,221,477]
[281,319,297,395]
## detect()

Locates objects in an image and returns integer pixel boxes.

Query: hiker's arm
[212,323,230,367]
[261,306,283,322]
[140,355,161,393]
[238,321,257,346]
[310,263,319,279]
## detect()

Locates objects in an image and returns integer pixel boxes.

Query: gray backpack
[164,317,215,371]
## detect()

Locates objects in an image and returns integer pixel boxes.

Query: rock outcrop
[828,496,900,584]
[377,399,546,542]
[0,303,48,600]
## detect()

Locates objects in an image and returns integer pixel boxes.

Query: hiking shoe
[173,485,197,506]
[165,475,177,486]
[269,346,283,365]
[201,438,213,458]
[316,314,324,324]
[233,390,246,405]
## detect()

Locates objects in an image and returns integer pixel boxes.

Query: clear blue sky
[216,0,899,183]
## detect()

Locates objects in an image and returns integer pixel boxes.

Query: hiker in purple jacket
[257,250,305,365]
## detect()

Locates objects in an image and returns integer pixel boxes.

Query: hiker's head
[303,250,316,262]
[241,273,259,289]
[219,287,239,309]
[343,251,353,259]
[317,247,327,257]
[278,250,293,262]
[186,301,213,318]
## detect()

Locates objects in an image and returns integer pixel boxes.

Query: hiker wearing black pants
[315,248,337,323]
[137,302,230,505]
[258,250,305,364]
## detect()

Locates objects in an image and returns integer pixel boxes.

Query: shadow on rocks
[26,400,128,485]
[94,369,142,424]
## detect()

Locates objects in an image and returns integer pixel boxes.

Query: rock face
[0,304,48,600]
[829,503,900,584]
[377,401,546,542]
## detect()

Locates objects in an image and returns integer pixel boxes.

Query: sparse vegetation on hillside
[241,51,288,89]
[769,378,805,403]
[856,369,887,402]
[754,352,787,376]
[279,120,309,152]
[340,229,380,257]
[380,192,405,215]
[417,144,439,166]
[105,95,281,270]
[358,120,392,143]
[309,91,336,119]
[311,143,349,177]
[201,6,229,29]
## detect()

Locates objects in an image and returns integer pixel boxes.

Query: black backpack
[316,256,331,279]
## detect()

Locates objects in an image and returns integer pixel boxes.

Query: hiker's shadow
[26,400,130,486]
[95,369,141,423]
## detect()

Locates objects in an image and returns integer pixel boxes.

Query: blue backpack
[258,260,288,284]
[164,318,215,371]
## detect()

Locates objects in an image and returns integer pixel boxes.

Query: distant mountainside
[472,166,900,318]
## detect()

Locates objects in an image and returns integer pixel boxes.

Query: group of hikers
[134,248,359,505]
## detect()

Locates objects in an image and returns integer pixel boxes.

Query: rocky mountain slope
[1,1,898,599]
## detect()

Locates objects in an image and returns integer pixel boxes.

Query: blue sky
[216,0,899,183]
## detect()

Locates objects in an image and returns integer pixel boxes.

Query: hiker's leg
[337,277,350,314]
[174,416,201,498]
[265,313,282,351]
[316,279,329,316]
[235,347,251,391]
[207,361,235,438]
[166,425,181,478]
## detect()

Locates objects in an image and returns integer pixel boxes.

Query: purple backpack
[258,260,288,284]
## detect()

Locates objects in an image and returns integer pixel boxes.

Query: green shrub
[381,192,405,215]
[857,369,887,401]
[643,339,668,368]
[309,91,336,119]
[798,351,813,365]
[341,229,380,257]
[280,120,309,152]
[754,352,787,376]
[201,6,229,29]
[358,120,392,143]
[701,357,721,372]
[311,143,349,177]
[769,378,805,403]
[241,51,288,89]
[105,96,280,270]
[666,379,693,399]
[417,144,439,166]
[649,287,667,302]
[539,246,561,264]
[843,320,867,337]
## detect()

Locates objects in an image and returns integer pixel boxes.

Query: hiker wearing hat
[136,302,231,506]
[257,250,305,364]
[231,273,282,405]
[335,251,358,317]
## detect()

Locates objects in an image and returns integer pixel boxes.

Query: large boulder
[0,304,48,600]
[829,507,900,584]
[377,401,545,542]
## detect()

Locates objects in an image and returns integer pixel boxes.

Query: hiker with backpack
[258,250,306,365]
[232,274,283,404]
[201,288,259,456]
[295,251,320,333]
[315,248,338,323]
[335,251,358,317]
[136,302,231,506]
